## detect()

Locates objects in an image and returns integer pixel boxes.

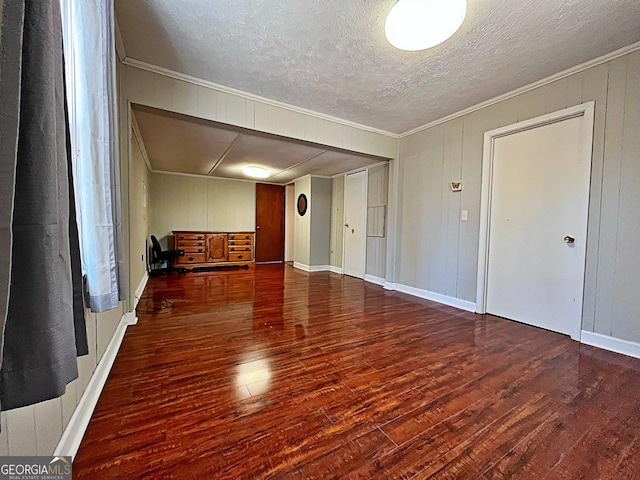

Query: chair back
[150,235,163,262]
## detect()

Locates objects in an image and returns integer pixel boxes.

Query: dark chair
[150,235,186,276]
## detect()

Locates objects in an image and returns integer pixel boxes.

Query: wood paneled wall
[149,173,256,248]
[366,164,389,279]
[396,50,640,343]
[330,176,344,268]
[118,64,398,161]
[0,306,123,456]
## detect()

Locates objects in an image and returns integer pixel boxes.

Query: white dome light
[385,0,467,51]
[242,166,270,179]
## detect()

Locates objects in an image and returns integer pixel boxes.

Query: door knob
[564,235,575,244]
[257,226,261,230]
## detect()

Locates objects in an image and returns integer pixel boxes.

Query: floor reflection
[236,357,272,396]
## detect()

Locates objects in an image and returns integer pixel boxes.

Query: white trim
[385,282,476,312]
[333,161,389,178]
[54,312,137,459]
[114,18,126,63]
[293,262,310,271]
[401,41,640,138]
[476,102,595,341]
[293,262,334,272]
[130,109,153,172]
[364,274,386,286]
[329,265,343,275]
[133,272,149,310]
[151,169,281,185]
[122,57,399,139]
[290,173,333,185]
[580,331,640,360]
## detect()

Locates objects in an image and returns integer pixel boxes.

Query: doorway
[343,170,368,279]
[255,183,285,263]
[476,103,595,340]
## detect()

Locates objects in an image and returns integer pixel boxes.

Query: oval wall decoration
[297,193,308,216]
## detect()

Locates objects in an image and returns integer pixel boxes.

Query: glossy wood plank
[74,264,640,479]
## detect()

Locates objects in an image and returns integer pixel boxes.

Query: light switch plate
[461,210,468,221]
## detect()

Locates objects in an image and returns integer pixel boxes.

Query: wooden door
[206,234,227,262]
[485,114,591,338]
[343,170,368,278]
[255,184,285,263]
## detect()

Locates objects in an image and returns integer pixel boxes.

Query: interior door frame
[342,169,369,279]
[475,102,595,339]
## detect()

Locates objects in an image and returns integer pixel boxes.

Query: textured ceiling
[116,0,640,134]
[132,105,385,184]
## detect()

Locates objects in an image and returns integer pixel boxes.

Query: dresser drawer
[228,245,251,252]
[228,252,252,262]
[228,234,253,241]
[177,253,206,264]
[182,246,205,254]
[175,233,206,241]
[228,240,252,246]
[177,240,205,248]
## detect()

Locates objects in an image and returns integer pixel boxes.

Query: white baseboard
[134,272,149,310]
[384,282,476,312]
[364,274,386,286]
[293,262,333,273]
[54,312,137,459]
[580,330,640,360]
[310,265,332,272]
[329,265,343,275]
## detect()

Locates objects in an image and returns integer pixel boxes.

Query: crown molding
[400,41,640,138]
[121,57,400,139]
[117,40,640,141]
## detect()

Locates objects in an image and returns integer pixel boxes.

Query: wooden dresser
[173,231,254,269]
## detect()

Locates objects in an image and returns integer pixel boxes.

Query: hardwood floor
[73,264,640,479]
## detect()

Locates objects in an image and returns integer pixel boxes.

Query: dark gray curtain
[0,0,87,411]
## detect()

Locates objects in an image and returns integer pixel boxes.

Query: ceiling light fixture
[385,0,467,51]
[242,166,270,179]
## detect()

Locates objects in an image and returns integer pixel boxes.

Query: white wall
[149,173,256,248]
[309,177,332,266]
[284,184,295,262]
[294,176,311,265]
[129,128,150,300]
[396,50,640,343]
